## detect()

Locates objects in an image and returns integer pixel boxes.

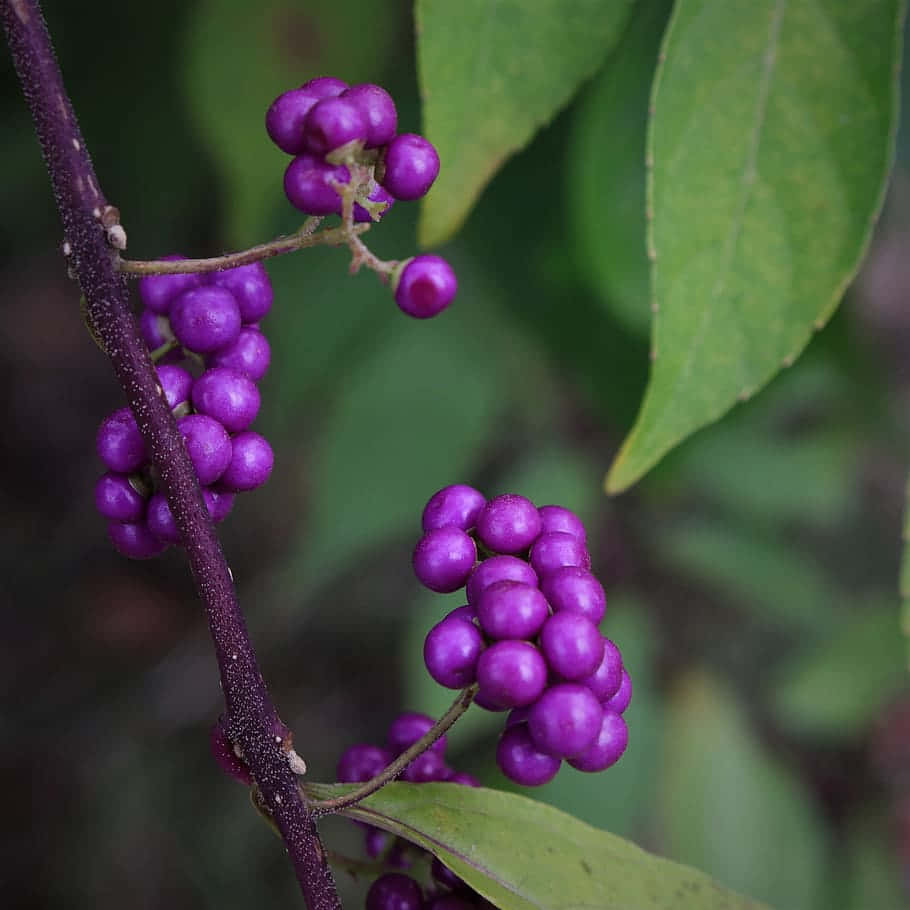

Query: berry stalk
[1,3,339,907]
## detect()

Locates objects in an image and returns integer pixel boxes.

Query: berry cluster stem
[2,3,339,907]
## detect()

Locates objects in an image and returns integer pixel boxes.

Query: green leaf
[306,781,769,910]
[416,0,636,247]
[606,0,906,492]
[659,672,828,910]
[568,0,673,334]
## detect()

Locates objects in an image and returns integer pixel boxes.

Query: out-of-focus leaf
[568,0,673,334]
[660,672,828,910]
[836,813,907,910]
[416,0,636,246]
[607,0,905,492]
[900,470,910,667]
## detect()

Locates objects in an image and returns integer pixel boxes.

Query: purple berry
[446,771,480,787]
[302,97,367,154]
[94,472,146,522]
[603,668,632,714]
[366,873,423,910]
[530,531,590,577]
[381,133,440,200]
[401,749,449,782]
[211,262,273,323]
[496,724,561,787]
[138,255,202,314]
[475,640,548,709]
[364,826,390,858]
[472,687,509,712]
[505,706,531,728]
[219,431,274,491]
[155,364,193,410]
[353,184,395,223]
[412,526,477,594]
[300,76,349,97]
[424,616,485,689]
[146,491,181,543]
[341,83,398,148]
[191,367,261,433]
[421,484,486,532]
[528,684,603,758]
[176,413,233,485]
[431,856,464,892]
[578,638,623,701]
[539,567,606,625]
[170,286,242,354]
[387,712,447,757]
[476,580,549,641]
[475,493,542,554]
[265,88,323,155]
[107,519,168,559]
[203,487,235,524]
[568,712,628,773]
[336,744,391,782]
[539,611,604,681]
[394,255,457,319]
[96,407,146,473]
[208,326,271,381]
[466,555,539,606]
[140,309,174,350]
[444,603,478,623]
[537,504,587,543]
[283,155,349,215]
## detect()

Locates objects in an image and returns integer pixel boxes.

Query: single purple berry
[170,286,242,354]
[107,519,168,559]
[412,526,476,594]
[336,744,391,783]
[444,603,478,623]
[422,484,486,532]
[393,255,457,319]
[568,712,628,773]
[96,407,146,473]
[528,684,603,759]
[207,326,270,381]
[211,262,273,323]
[539,612,604,681]
[475,640,548,709]
[138,255,202,314]
[364,826,390,858]
[603,668,632,714]
[210,717,252,785]
[300,76,349,97]
[140,309,175,351]
[366,873,423,910]
[94,472,146,522]
[578,638,623,701]
[155,364,194,410]
[496,724,561,787]
[465,555,539,606]
[430,856,465,892]
[203,487,235,524]
[219,431,274,491]
[283,155,349,215]
[381,133,440,200]
[146,491,181,543]
[475,493,542,554]
[265,87,323,154]
[476,580,549,641]
[176,413,233,485]
[387,712,447,757]
[341,83,398,148]
[505,706,531,729]
[446,770,480,787]
[353,184,395,223]
[530,531,590,577]
[539,567,606,625]
[302,97,367,154]
[537,504,587,543]
[472,687,509,712]
[191,367,261,433]
[401,749,449,782]
[424,616,485,689]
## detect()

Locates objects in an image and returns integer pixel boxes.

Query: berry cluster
[266,76,457,319]
[413,486,631,786]
[94,260,274,559]
[366,871,493,910]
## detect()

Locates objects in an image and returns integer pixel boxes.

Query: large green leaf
[416,0,636,246]
[305,781,768,909]
[606,0,905,492]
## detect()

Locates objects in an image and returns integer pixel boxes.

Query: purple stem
[1,2,339,906]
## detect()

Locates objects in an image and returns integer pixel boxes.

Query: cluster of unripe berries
[337,713,490,909]
[414,486,631,786]
[266,76,457,319]
[94,260,274,558]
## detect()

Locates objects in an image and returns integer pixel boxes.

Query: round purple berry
[412,526,476,594]
[475,640,548,709]
[387,712,447,757]
[207,326,270,381]
[537,505,587,543]
[394,255,457,319]
[155,364,193,410]
[283,155,348,215]
[424,616,485,689]
[578,638,623,701]
[96,407,146,473]
[466,555,539,606]
[472,687,509,712]
[528,684,603,759]
[366,873,423,910]
[446,771,480,787]
[265,87,323,155]
[219,431,274,491]
[341,83,398,148]
[539,611,605,681]
[140,309,174,351]
[299,76,349,98]
[364,827,390,858]
[191,367,261,433]
[567,712,628,773]
[505,706,531,729]
[539,567,606,625]
[302,97,367,154]
[603,668,632,714]
[354,184,396,222]
[170,286,242,355]
[530,532,590,577]
[381,133,440,200]
[496,724,561,787]
[210,262,273,323]
[138,255,202,314]
[94,472,146,522]
[475,494,542,554]
[401,749,449,782]
[146,491,181,543]
[336,744,391,783]
[444,603,478,624]
[203,487,235,524]
[176,413,233,485]
[476,580,549,641]
[422,484,486,532]
[107,519,168,559]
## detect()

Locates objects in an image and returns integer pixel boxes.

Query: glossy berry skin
[155,364,193,409]
[412,526,477,593]
[387,712,447,756]
[424,615,485,688]
[170,286,242,354]
[394,255,457,319]
[353,184,395,223]
[529,531,590,577]
[97,407,146,473]
[191,367,261,433]
[265,87,323,154]
[204,487,235,524]
[444,603,478,623]
[381,133,440,200]
[568,712,628,772]
[475,493,542,554]
[537,504,587,543]
[603,668,632,714]
[138,254,202,314]
[107,519,168,559]
[496,724,561,787]
[140,309,174,350]
[336,744,392,782]
[283,155,348,215]
[422,483,486,532]
[211,262,273,323]
[476,640,548,709]
[539,611,605,681]
[146,491,182,543]
[302,97,366,154]
[466,555,538,606]
[476,580,549,641]
[94,472,146,522]
[341,83,398,147]
[208,326,270,381]
[578,638,623,701]
[176,414,232,485]
[528,684,603,758]
[401,749,449,782]
[539,567,606,625]
[219,431,274,491]
[366,873,423,910]
[300,76,349,97]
